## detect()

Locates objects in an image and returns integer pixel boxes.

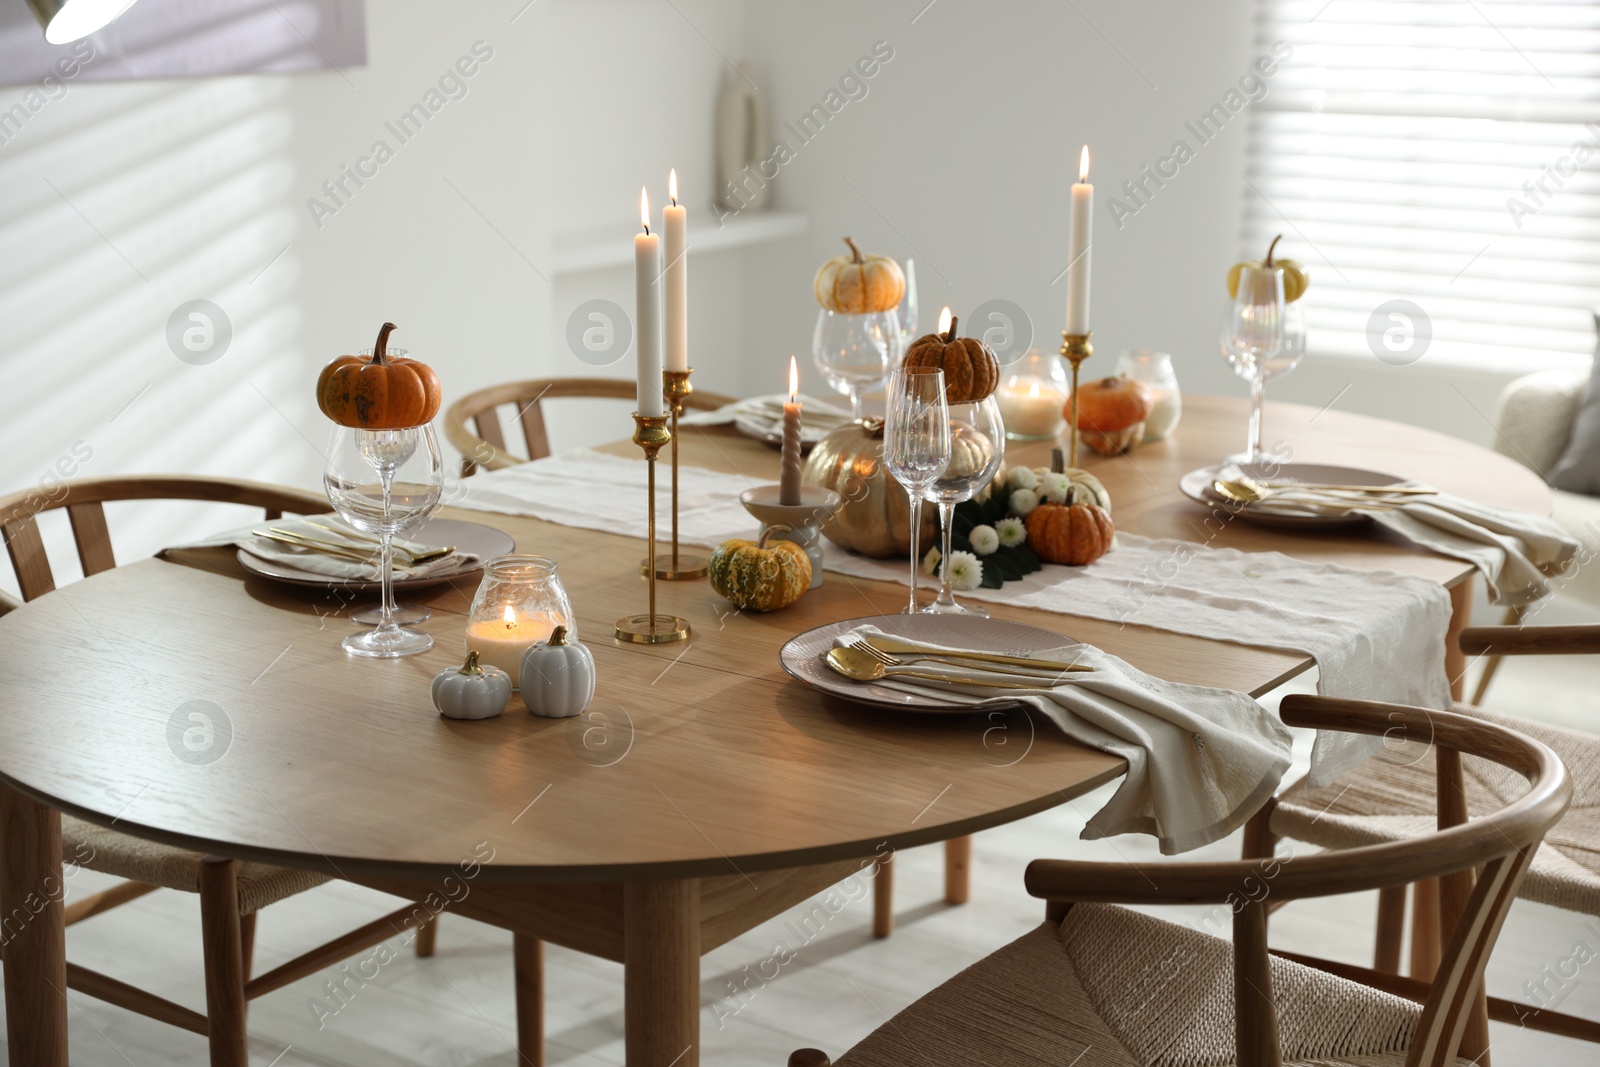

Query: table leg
[624,878,700,1067]
[943,836,972,905]
[1446,576,1473,702]
[0,783,69,1067]
[872,852,894,938]
[513,934,544,1067]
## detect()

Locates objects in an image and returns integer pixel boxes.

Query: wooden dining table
[0,396,1552,1066]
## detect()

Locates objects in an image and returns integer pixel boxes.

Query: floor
[2,596,1596,1066]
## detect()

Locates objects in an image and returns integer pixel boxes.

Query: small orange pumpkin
[1025,501,1114,566]
[1070,376,1152,456]
[902,314,1000,404]
[813,237,906,314]
[316,323,442,430]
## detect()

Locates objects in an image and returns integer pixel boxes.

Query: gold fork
[844,636,1091,677]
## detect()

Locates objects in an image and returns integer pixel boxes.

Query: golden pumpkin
[813,237,905,314]
[1025,501,1114,566]
[1227,234,1309,303]
[803,419,938,558]
[708,529,812,612]
[317,323,443,429]
[902,315,999,404]
[1071,376,1152,456]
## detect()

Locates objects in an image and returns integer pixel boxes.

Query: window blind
[1244,0,1600,370]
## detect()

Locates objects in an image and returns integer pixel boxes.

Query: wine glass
[1220,264,1287,463]
[350,343,430,627]
[882,367,950,614]
[922,396,1004,615]
[813,307,902,420]
[896,258,919,349]
[323,424,444,657]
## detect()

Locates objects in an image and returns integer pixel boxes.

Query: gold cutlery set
[252,523,457,569]
[825,634,1092,690]
[1212,473,1435,510]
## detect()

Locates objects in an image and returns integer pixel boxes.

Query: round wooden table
[0,398,1551,1066]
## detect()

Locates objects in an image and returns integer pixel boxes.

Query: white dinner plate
[1179,461,1408,529]
[236,518,514,592]
[779,614,1078,714]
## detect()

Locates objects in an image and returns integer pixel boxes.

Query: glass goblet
[882,366,950,614]
[323,424,444,657]
[348,345,431,627]
[813,307,902,420]
[923,396,1005,615]
[1220,265,1287,463]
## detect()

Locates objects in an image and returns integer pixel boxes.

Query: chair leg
[414,914,439,958]
[1469,604,1526,705]
[943,836,972,905]
[1409,879,1441,980]
[240,912,257,981]
[872,852,894,939]
[1374,885,1406,974]
[514,934,544,1067]
[198,857,248,1067]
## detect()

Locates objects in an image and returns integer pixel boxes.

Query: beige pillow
[1549,309,1600,496]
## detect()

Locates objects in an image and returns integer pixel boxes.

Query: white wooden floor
[3,600,1596,1066]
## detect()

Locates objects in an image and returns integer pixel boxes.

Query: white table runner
[456,449,1454,783]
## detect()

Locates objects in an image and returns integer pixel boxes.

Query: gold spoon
[825,647,1049,690]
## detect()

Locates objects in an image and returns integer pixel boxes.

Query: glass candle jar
[464,556,576,687]
[995,348,1069,441]
[1116,349,1182,441]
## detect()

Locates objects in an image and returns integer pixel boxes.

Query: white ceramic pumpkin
[432,651,513,721]
[519,626,596,719]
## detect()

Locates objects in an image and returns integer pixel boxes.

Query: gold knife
[861,636,1093,673]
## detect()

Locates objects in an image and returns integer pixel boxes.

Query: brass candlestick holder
[1060,331,1094,468]
[641,368,709,581]
[615,413,691,645]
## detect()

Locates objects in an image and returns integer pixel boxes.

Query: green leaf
[1014,545,1043,570]
[979,567,1005,589]
[990,553,1023,582]
[951,510,976,537]
[983,495,1009,524]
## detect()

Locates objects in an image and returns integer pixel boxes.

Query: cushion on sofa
[1548,308,1600,494]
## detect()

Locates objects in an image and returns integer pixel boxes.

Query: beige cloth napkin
[165,515,475,580]
[1224,467,1580,604]
[835,625,1293,856]
[681,393,856,445]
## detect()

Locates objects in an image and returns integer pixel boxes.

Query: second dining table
[0,396,1552,1066]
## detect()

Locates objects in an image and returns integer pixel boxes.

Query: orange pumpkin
[316,323,442,430]
[1070,376,1152,456]
[902,315,1000,404]
[813,237,906,314]
[1025,501,1114,566]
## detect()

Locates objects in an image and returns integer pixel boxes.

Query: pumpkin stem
[843,236,863,264]
[1051,447,1065,475]
[372,322,397,364]
[944,315,959,344]
[548,625,569,647]
[459,649,484,675]
[1263,235,1281,268]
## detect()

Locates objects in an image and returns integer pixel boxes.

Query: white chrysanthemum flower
[1008,467,1038,491]
[947,551,982,591]
[996,516,1027,547]
[922,546,941,575]
[1009,488,1040,516]
[969,524,999,556]
[1039,472,1072,504]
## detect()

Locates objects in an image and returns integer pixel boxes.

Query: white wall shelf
[552,210,809,275]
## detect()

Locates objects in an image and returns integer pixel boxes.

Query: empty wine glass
[813,307,902,420]
[323,424,444,657]
[883,367,950,614]
[896,258,919,349]
[923,396,1004,615]
[1220,264,1287,462]
[351,342,430,627]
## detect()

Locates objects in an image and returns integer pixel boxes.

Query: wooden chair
[1266,622,1600,1045]
[787,696,1570,1066]
[443,376,737,476]
[0,475,444,1066]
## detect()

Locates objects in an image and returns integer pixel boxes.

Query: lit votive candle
[465,606,565,687]
[1142,387,1182,441]
[997,380,1064,440]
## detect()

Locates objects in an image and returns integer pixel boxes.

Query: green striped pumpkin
[708,530,812,612]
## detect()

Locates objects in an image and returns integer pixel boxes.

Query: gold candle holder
[641,368,710,581]
[1060,331,1094,469]
[615,413,691,645]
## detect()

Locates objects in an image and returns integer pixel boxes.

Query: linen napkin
[1221,466,1580,605]
[681,393,856,445]
[164,515,476,580]
[835,625,1293,856]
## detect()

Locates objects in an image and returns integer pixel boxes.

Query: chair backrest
[443,376,736,476]
[0,475,327,603]
[1025,697,1571,1067]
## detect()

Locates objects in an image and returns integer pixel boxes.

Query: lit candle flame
[1079,145,1090,183]
[502,605,516,629]
[1027,381,1040,399]
[669,168,678,205]
[788,355,798,402]
[937,306,953,335]
[640,187,650,234]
